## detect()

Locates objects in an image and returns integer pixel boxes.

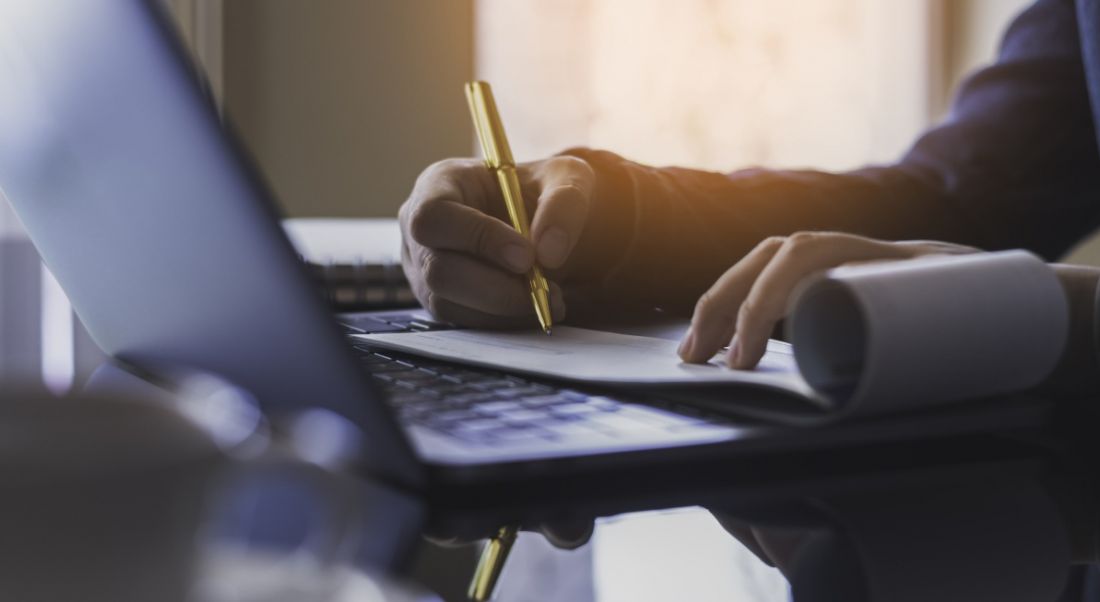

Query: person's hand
[678,232,977,369]
[398,156,595,328]
[710,514,812,574]
[426,519,594,551]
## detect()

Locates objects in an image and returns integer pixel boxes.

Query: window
[476,0,941,172]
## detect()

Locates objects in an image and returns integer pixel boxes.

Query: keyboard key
[616,406,707,428]
[431,409,483,424]
[409,319,454,331]
[447,419,507,441]
[475,400,526,414]
[425,383,466,396]
[521,394,571,408]
[343,317,408,333]
[583,412,666,434]
[559,390,589,402]
[551,403,599,417]
[467,378,520,390]
[393,370,443,385]
[485,427,553,444]
[368,361,416,373]
[388,392,435,405]
[497,408,553,424]
[587,396,623,411]
[356,353,392,365]
[493,385,552,399]
[444,392,498,406]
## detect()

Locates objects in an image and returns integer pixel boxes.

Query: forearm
[560,0,1100,315]
[562,148,981,313]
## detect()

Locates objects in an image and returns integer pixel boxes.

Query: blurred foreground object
[0,389,220,602]
[0,374,433,601]
[283,218,415,311]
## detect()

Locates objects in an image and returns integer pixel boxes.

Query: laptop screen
[0,0,421,485]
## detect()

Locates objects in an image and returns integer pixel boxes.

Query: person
[398,0,1100,585]
[398,0,1100,392]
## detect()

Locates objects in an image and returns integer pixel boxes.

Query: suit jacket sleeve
[562,0,1100,315]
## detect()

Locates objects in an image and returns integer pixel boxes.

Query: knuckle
[736,297,763,326]
[761,236,786,251]
[421,157,472,180]
[420,253,447,291]
[548,182,589,207]
[781,231,821,257]
[693,291,731,324]
[552,155,596,182]
[465,216,493,256]
[737,293,779,327]
[693,291,715,318]
[406,198,445,244]
[424,292,448,320]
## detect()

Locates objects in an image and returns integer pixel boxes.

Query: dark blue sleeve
[564,0,1100,312]
[900,0,1100,258]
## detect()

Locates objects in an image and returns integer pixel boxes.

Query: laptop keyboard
[341,314,720,447]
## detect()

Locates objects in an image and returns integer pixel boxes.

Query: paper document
[283,218,402,264]
[353,326,819,401]
[355,250,1069,424]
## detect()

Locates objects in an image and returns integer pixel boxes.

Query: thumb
[528,157,594,270]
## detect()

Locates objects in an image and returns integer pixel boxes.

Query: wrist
[553,147,635,293]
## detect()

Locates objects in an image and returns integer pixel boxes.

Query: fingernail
[537,228,570,268]
[728,335,742,368]
[502,243,532,272]
[678,330,696,359]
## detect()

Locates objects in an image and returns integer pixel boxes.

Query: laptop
[0,0,1050,492]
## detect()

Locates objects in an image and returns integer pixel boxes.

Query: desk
[73,360,1100,601]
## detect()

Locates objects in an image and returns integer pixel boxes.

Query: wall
[942,0,1032,100]
[477,0,939,173]
[221,0,474,218]
[204,0,1100,263]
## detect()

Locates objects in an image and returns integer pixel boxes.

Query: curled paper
[788,250,1068,417]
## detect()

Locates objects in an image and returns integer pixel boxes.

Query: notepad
[353,325,821,401]
[356,251,1069,423]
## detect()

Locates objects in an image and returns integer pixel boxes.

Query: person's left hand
[677,232,977,369]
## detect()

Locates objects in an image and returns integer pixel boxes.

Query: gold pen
[467,525,519,601]
[464,81,553,335]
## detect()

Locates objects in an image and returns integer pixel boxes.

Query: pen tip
[544,327,552,336]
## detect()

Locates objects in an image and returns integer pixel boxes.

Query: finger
[407,199,534,274]
[679,237,785,363]
[420,282,567,329]
[709,514,776,568]
[730,233,912,369]
[420,251,536,316]
[528,157,594,269]
[537,518,595,550]
[420,251,568,318]
[751,526,813,574]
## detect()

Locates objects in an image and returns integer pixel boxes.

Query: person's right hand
[398,156,595,328]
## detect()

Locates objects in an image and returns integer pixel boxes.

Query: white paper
[354,250,1067,423]
[282,218,402,264]
[788,250,1068,416]
[353,326,823,404]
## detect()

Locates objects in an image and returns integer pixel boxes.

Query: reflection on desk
[64,359,1100,602]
